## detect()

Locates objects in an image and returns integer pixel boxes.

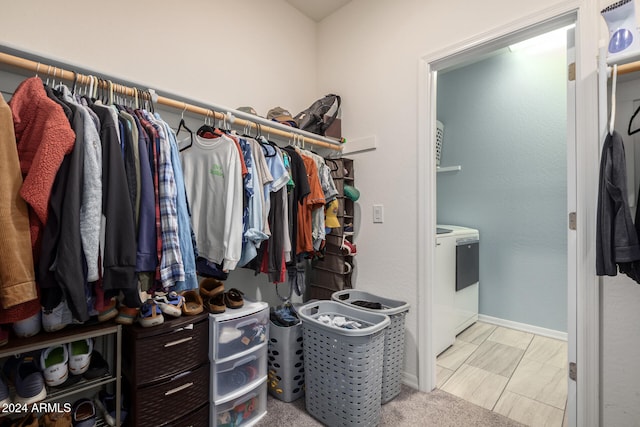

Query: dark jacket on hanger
[596,130,640,277]
[117,115,137,223]
[40,92,89,321]
[90,103,137,295]
[129,111,157,272]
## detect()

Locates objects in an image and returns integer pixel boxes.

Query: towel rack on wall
[0,49,343,152]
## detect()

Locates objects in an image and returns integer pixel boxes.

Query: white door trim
[416,2,601,427]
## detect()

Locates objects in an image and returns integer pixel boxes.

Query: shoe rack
[0,322,122,425]
[209,300,269,426]
[309,157,355,300]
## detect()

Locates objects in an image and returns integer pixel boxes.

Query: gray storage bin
[332,290,410,403]
[298,301,390,427]
[267,319,305,402]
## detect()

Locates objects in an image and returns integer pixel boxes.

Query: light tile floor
[437,322,568,427]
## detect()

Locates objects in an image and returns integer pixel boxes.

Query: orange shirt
[297,153,325,254]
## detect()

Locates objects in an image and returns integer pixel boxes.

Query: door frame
[416,2,601,426]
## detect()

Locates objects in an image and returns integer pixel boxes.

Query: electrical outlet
[373,204,384,223]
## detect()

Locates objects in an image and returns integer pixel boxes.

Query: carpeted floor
[256,386,526,426]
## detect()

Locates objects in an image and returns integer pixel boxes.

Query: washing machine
[434,225,479,356]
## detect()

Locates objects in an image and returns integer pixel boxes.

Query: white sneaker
[68,339,93,375]
[13,311,41,338]
[42,298,73,333]
[40,344,69,387]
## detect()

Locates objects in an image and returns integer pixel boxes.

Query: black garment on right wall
[596,130,640,282]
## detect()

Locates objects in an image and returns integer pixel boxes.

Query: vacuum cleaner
[602,0,640,63]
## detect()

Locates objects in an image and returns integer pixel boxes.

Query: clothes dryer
[435,225,479,355]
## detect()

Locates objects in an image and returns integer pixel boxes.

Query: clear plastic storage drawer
[209,301,269,360]
[213,344,267,401]
[212,381,267,426]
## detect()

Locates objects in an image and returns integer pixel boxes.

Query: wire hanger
[610,63,618,136]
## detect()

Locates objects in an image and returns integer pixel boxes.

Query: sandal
[138,300,164,327]
[199,277,225,299]
[154,291,184,317]
[224,289,244,309]
[180,290,204,316]
[205,293,226,314]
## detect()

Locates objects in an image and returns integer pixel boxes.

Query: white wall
[0,0,321,306]
[0,0,317,118]
[315,0,575,388]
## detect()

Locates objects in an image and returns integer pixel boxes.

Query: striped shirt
[136,111,184,288]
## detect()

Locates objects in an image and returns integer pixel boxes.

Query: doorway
[415,7,589,427]
[431,24,571,426]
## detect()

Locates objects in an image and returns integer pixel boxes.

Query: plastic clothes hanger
[252,123,275,157]
[325,158,339,173]
[108,80,114,105]
[71,71,78,95]
[627,65,640,135]
[197,110,223,139]
[177,104,194,151]
[45,65,52,86]
[261,140,276,158]
[629,105,640,135]
[145,90,155,113]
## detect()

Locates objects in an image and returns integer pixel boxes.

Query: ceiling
[285,0,352,22]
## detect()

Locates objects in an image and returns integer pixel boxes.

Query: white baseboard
[402,372,419,390]
[477,314,567,341]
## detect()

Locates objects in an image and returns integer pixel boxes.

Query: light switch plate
[373,204,384,223]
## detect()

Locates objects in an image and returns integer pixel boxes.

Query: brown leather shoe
[180,290,204,316]
[206,293,226,314]
[40,411,72,427]
[199,277,224,299]
[224,288,244,309]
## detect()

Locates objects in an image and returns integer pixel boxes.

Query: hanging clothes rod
[617,60,640,76]
[606,59,640,77]
[0,50,343,152]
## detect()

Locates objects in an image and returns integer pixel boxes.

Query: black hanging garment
[596,130,640,282]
